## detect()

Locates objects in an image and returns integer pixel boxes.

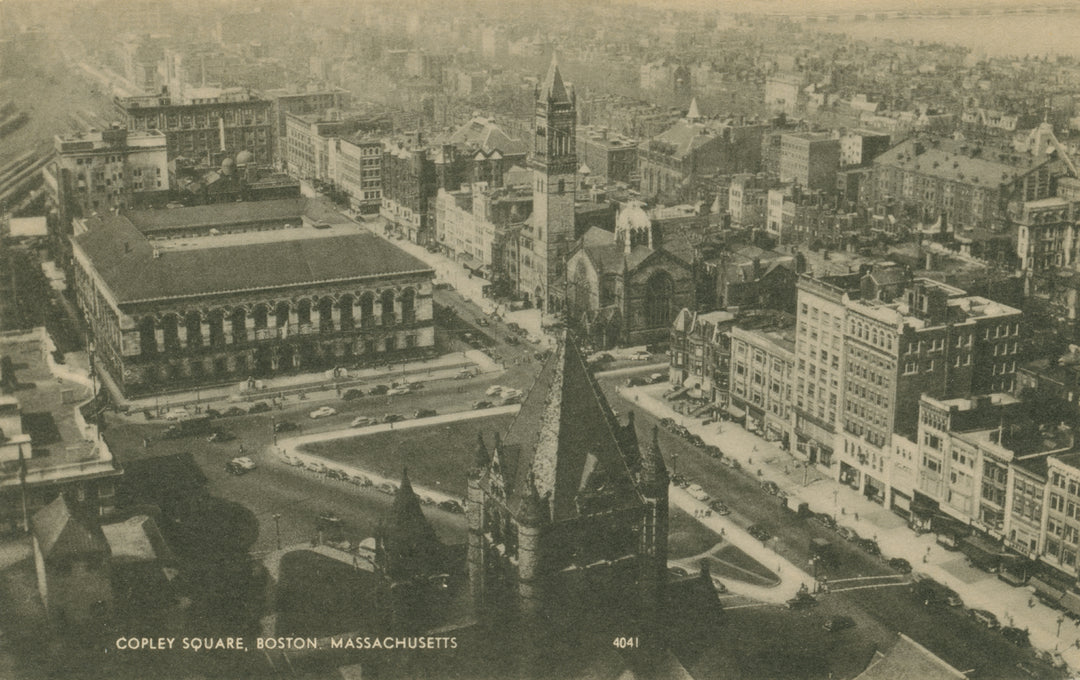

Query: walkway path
[624,382,1080,671]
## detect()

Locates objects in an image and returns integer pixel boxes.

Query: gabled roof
[32,495,108,560]
[379,468,443,581]
[498,336,639,523]
[442,117,527,157]
[101,514,173,563]
[855,633,966,680]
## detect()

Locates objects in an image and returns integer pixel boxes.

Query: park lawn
[709,543,781,586]
[300,414,516,497]
[668,506,723,559]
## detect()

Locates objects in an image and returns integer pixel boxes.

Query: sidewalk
[627,384,1080,671]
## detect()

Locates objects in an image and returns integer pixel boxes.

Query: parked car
[316,511,343,531]
[747,525,771,542]
[761,480,780,496]
[668,566,689,578]
[383,414,405,423]
[309,406,337,419]
[710,577,728,594]
[703,445,722,458]
[659,417,676,430]
[485,385,505,397]
[1001,626,1030,647]
[343,388,365,400]
[206,430,235,443]
[414,408,437,418]
[671,474,689,488]
[204,408,222,418]
[970,609,1000,629]
[887,557,912,573]
[501,395,522,406]
[505,335,520,345]
[649,373,666,384]
[163,408,190,421]
[225,457,256,475]
[786,592,818,610]
[856,538,881,557]
[223,406,248,417]
[274,421,299,433]
[709,500,730,515]
[836,526,861,542]
[350,416,376,428]
[943,589,963,607]
[455,369,474,380]
[476,317,489,327]
[438,500,464,514]
[824,615,855,632]
[686,434,706,448]
[386,387,411,396]
[369,384,390,396]
[686,484,710,502]
[629,350,651,361]
[813,513,837,530]
[248,401,271,414]
[626,377,648,387]
[472,400,493,410]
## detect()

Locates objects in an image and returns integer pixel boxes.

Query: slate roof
[539,55,571,104]
[74,218,433,304]
[498,336,639,523]
[647,120,718,160]
[873,138,1054,188]
[32,495,108,560]
[855,633,966,680]
[442,118,527,157]
[101,514,173,563]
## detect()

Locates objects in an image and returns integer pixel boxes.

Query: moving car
[274,421,299,433]
[206,430,235,443]
[386,387,411,396]
[343,388,364,400]
[887,557,912,573]
[709,500,731,515]
[248,401,271,414]
[414,408,438,418]
[383,414,405,423]
[668,566,689,578]
[472,400,493,410]
[786,592,818,610]
[369,384,390,396]
[485,385,505,397]
[225,457,256,475]
[501,395,522,406]
[629,350,651,361]
[309,406,337,419]
[686,484,710,502]
[350,416,376,428]
[438,500,464,514]
[970,609,1000,629]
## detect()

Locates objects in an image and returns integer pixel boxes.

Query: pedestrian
[854,512,859,521]
[720,528,725,538]
[1074,639,1079,649]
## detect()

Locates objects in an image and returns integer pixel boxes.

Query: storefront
[839,462,860,490]
[909,491,938,533]
[891,489,912,520]
[863,474,886,505]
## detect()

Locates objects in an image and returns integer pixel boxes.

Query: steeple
[379,467,442,582]
[639,426,669,496]
[473,432,489,472]
[686,97,702,123]
[539,53,570,104]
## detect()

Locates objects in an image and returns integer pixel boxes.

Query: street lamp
[271,415,277,445]
[833,489,839,521]
[1059,614,1066,637]
[272,513,282,550]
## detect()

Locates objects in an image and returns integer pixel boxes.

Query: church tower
[530,54,577,313]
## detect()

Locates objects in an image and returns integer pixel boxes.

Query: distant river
[806,13,1080,59]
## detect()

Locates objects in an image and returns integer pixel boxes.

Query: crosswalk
[826,574,910,593]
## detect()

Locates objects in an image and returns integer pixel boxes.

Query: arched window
[160,314,180,353]
[296,299,311,326]
[138,317,157,357]
[644,272,675,328]
[339,294,355,331]
[359,292,375,327]
[400,289,416,324]
[318,297,334,332]
[185,311,203,348]
[231,308,247,344]
[276,302,290,330]
[252,304,268,331]
[207,310,225,347]
[381,290,396,325]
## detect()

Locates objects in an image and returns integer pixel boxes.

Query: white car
[629,350,651,361]
[485,385,504,397]
[309,406,337,419]
[500,388,522,399]
[163,408,190,421]
[225,457,256,474]
[686,484,710,502]
[350,416,376,428]
[386,387,411,396]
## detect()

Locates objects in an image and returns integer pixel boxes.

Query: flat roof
[122,197,343,233]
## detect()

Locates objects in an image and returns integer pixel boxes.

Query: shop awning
[726,404,746,419]
[1061,590,1080,618]
[1030,575,1066,603]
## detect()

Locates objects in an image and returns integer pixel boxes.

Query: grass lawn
[275,550,385,638]
[668,506,723,559]
[707,544,780,587]
[300,414,516,497]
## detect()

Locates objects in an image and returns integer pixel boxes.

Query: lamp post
[272,513,282,551]
[1059,614,1066,637]
[271,415,277,445]
[833,489,839,521]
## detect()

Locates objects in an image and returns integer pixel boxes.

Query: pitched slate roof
[32,495,108,560]
[101,514,173,563]
[539,55,571,104]
[498,335,639,522]
[443,118,527,157]
[74,218,433,304]
[855,633,966,680]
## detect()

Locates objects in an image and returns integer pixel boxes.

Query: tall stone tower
[530,55,577,314]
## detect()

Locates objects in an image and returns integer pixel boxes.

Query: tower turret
[638,427,669,619]
[516,471,548,621]
[467,435,488,611]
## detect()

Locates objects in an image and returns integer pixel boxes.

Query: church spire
[540,53,570,104]
[639,426,669,496]
[380,467,442,582]
[686,97,702,122]
[473,432,489,471]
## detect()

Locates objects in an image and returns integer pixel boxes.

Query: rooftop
[121,197,345,234]
[873,137,1055,188]
[73,213,432,304]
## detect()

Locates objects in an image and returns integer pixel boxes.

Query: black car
[1001,626,1030,647]
[369,384,390,396]
[887,557,912,573]
[703,445,722,458]
[438,500,464,514]
[472,400,493,410]
[813,513,837,530]
[343,388,364,400]
[761,480,780,496]
[383,413,405,423]
[786,592,818,610]
[747,525,771,542]
[659,417,676,430]
[206,430,235,443]
[274,421,299,433]
[626,377,647,387]
[824,615,855,632]
[856,538,881,557]
[686,434,706,448]
[414,408,437,418]
[668,566,689,578]
[316,511,344,531]
[223,406,247,417]
[248,401,271,414]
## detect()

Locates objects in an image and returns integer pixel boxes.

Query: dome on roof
[220,157,235,176]
[617,200,651,233]
[236,150,254,166]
